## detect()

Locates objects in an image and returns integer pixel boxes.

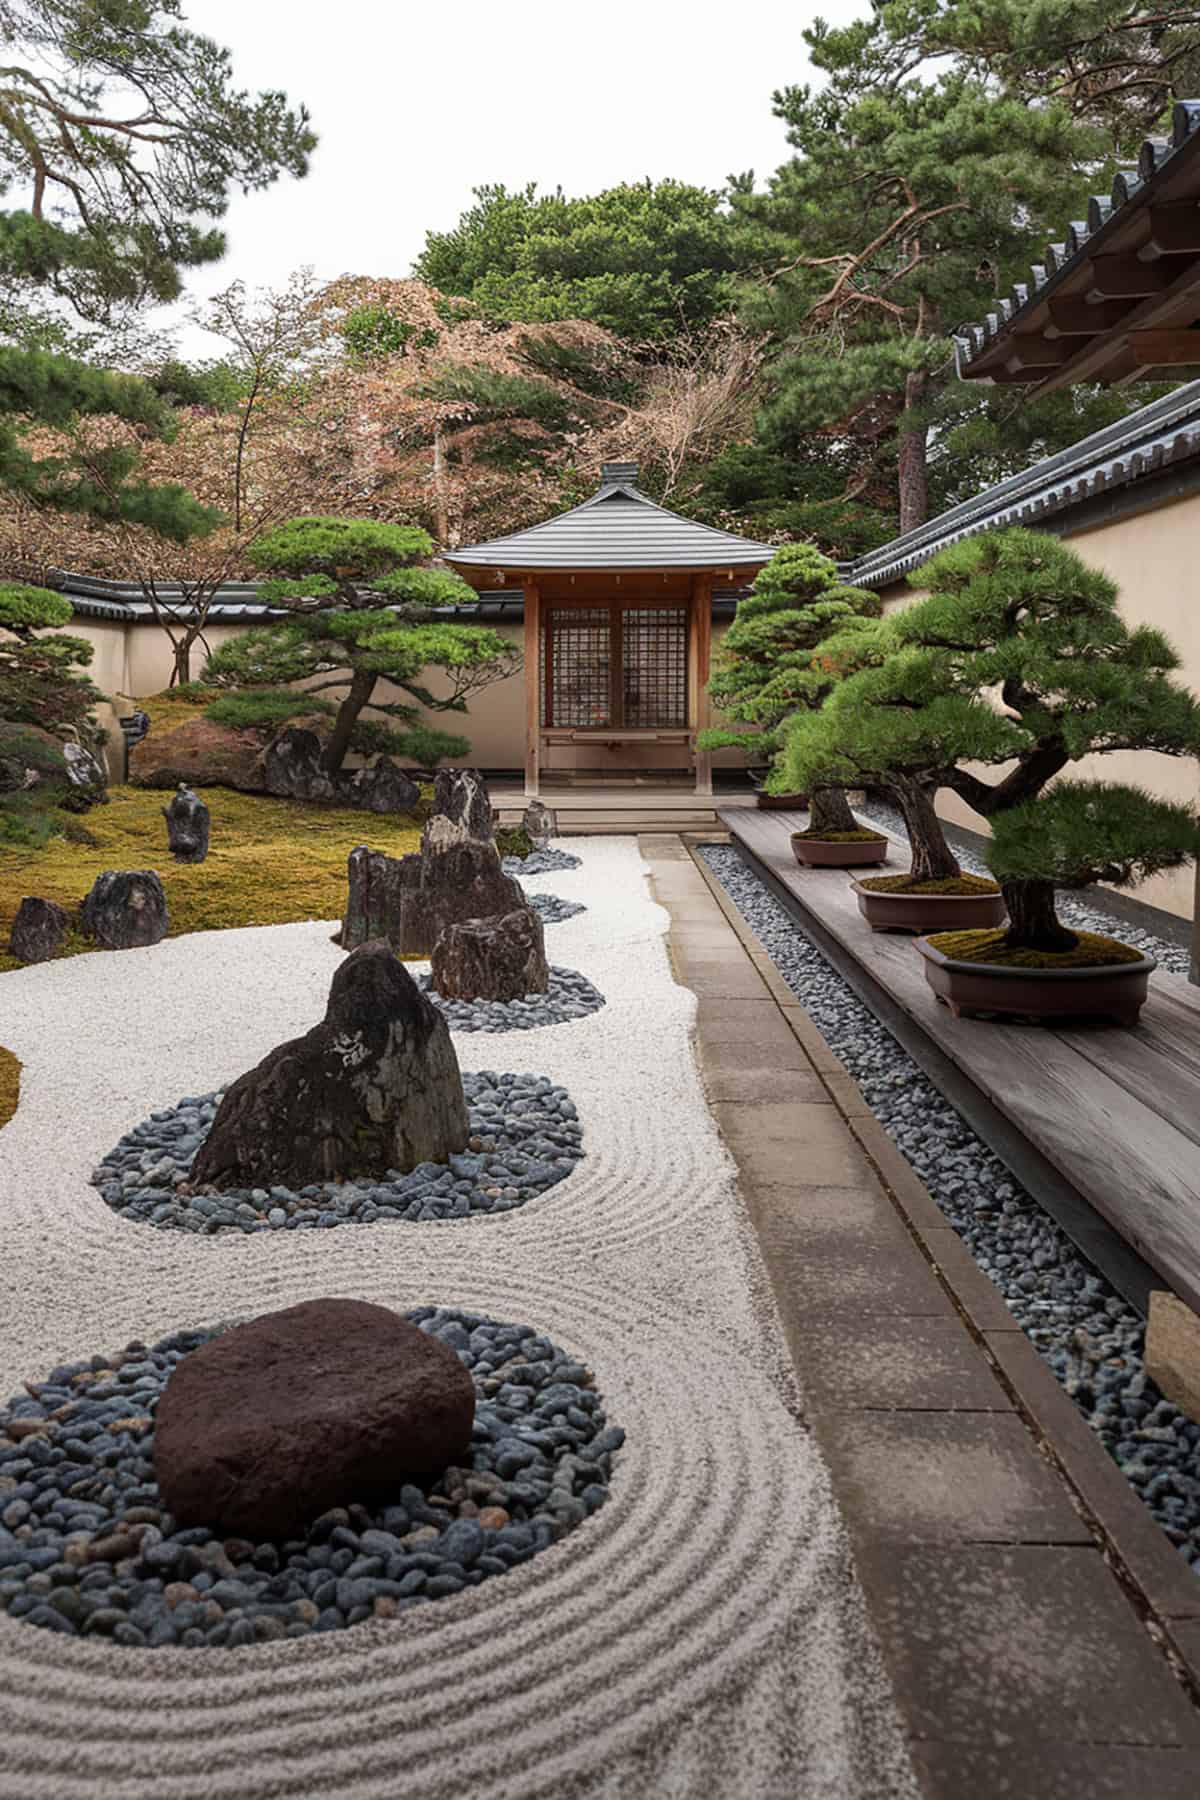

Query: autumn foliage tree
[202,517,520,772]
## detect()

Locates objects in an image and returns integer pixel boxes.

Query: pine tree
[201,517,520,773]
[0,581,100,733]
[782,529,1200,950]
[698,542,880,833]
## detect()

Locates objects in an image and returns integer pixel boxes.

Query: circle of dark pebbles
[0,1308,622,1646]
[91,1072,585,1234]
[527,892,586,925]
[421,965,605,1033]
[502,848,581,876]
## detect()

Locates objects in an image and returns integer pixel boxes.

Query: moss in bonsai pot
[792,828,887,844]
[925,927,1145,969]
[858,873,999,896]
[697,543,880,835]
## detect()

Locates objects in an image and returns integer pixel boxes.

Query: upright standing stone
[8,897,68,964]
[431,908,550,1002]
[522,799,559,849]
[340,845,424,951]
[153,1299,476,1540]
[80,871,168,949]
[340,838,531,958]
[190,941,470,1189]
[424,767,494,854]
[163,783,210,863]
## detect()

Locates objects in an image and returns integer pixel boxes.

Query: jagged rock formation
[190,941,469,1189]
[431,908,550,1002]
[522,800,558,848]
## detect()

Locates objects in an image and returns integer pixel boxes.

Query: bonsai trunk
[322,668,376,774]
[810,785,858,836]
[892,782,960,883]
[1001,879,1078,953]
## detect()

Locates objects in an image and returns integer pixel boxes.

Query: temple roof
[956,100,1200,391]
[442,463,776,576]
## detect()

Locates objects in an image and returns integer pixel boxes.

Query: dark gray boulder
[153,1298,476,1540]
[257,726,338,802]
[425,767,493,852]
[8,897,68,964]
[347,757,420,815]
[432,907,550,1001]
[341,838,530,958]
[522,799,558,849]
[163,783,210,863]
[190,941,469,1189]
[339,845,425,952]
[80,870,168,950]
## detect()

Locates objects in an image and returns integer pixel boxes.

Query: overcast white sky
[168,0,868,357]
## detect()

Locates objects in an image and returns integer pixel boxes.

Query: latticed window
[542,605,687,729]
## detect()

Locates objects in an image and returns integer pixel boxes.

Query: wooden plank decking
[721,806,1200,1314]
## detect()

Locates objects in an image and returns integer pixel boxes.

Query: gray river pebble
[702,842,1200,1578]
[91,1072,585,1234]
[526,892,586,926]
[502,849,581,877]
[421,966,605,1033]
[0,1309,620,1646]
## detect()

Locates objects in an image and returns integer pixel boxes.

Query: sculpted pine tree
[202,517,520,773]
[783,529,1200,951]
[698,542,880,833]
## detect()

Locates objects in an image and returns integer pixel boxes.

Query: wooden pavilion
[444,463,774,797]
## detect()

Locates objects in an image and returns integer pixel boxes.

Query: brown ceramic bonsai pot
[854,883,1007,933]
[916,937,1156,1026]
[757,788,809,810]
[791,833,889,868]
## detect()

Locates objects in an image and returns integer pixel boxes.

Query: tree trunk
[892,781,960,882]
[170,635,193,687]
[897,371,929,534]
[321,668,376,774]
[1001,879,1078,953]
[432,426,450,545]
[810,785,858,835]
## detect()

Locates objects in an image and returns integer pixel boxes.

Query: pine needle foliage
[202,517,519,772]
[783,528,1200,949]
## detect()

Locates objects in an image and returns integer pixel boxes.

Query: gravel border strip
[701,842,1200,1578]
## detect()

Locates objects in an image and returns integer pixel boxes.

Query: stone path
[644,833,1200,1800]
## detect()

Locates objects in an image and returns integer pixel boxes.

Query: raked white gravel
[0,836,918,1800]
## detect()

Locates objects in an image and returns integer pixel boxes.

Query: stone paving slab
[643,834,1200,1800]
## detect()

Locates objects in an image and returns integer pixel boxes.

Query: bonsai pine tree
[784,529,1200,953]
[699,542,881,834]
[202,517,520,772]
[0,583,102,735]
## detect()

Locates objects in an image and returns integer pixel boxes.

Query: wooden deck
[722,806,1200,1315]
[492,784,755,834]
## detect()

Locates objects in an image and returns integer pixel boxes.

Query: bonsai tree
[699,541,881,834]
[0,581,108,837]
[784,528,1200,953]
[202,517,520,772]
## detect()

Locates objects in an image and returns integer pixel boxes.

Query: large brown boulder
[153,1299,476,1540]
[432,908,550,1001]
[129,718,262,792]
[190,941,469,1189]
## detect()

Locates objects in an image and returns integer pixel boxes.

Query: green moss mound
[494,826,533,860]
[0,1046,19,1130]
[859,873,1000,896]
[0,787,421,973]
[792,828,887,844]
[925,928,1144,969]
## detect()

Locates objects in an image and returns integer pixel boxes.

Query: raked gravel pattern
[0,836,916,1800]
[420,965,605,1033]
[857,798,1191,975]
[702,842,1200,1577]
[91,1073,584,1233]
[0,1307,619,1646]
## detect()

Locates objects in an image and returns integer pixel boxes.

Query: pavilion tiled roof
[443,463,776,573]
[956,100,1200,390]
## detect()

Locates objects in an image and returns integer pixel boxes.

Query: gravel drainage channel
[698,840,1200,1581]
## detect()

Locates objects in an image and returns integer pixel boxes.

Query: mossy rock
[925,927,1144,970]
[494,826,533,860]
[859,873,1000,896]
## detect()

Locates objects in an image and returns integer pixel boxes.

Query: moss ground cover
[859,873,999,896]
[925,928,1144,969]
[0,1047,19,1128]
[0,787,420,972]
[792,828,887,844]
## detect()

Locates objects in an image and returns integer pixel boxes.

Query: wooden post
[691,574,713,796]
[1190,855,1200,989]
[524,577,540,798]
